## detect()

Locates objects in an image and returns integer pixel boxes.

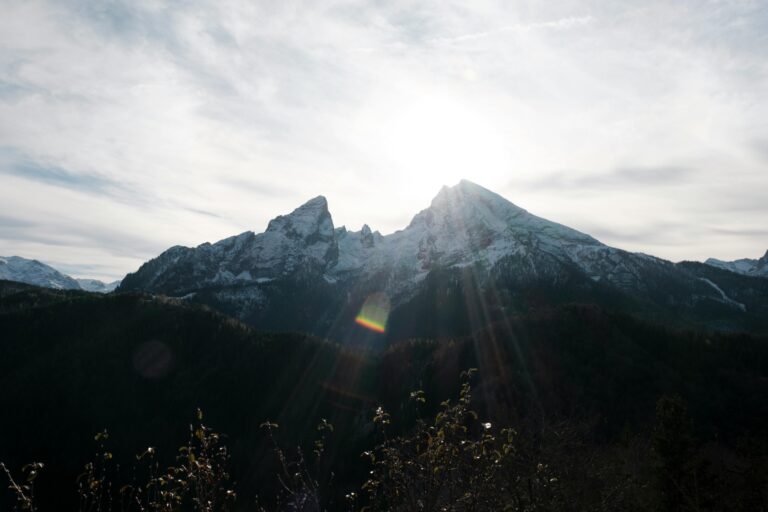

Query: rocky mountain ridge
[118,181,768,338]
[706,250,768,278]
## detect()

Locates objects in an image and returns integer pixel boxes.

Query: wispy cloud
[429,15,594,44]
[185,208,225,220]
[709,227,768,238]
[0,214,35,228]
[522,166,695,191]
[0,147,125,195]
[0,0,766,277]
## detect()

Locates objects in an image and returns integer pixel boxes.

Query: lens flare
[132,339,173,379]
[355,292,391,333]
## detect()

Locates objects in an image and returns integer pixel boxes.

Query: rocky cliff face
[120,196,338,295]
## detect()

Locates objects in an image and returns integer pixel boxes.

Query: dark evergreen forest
[1,280,767,510]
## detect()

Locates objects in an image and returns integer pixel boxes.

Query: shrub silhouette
[2,370,674,511]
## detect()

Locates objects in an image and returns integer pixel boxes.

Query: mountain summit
[265,195,333,240]
[0,255,120,292]
[0,256,80,290]
[120,195,339,295]
[705,250,768,278]
[402,179,602,271]
[119,181,768,337]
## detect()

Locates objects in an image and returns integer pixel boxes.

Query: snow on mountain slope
[76,278,121,293]
[706,250,768,278]
[382,180,598,267]
[0,256,122,292]
[334,224,383,274]
[333,180,669,295]
[110,180,768,336]
[698,277,747,311]
[121,180,701,305]
[120,196,338,294]
[0,256,81,290]
[331,180,598,276]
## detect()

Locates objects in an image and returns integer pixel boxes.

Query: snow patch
[0,256,81,290]
[698,278,746,312]
[236,270,253,281]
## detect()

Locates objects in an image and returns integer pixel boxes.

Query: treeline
[4,374,768,511]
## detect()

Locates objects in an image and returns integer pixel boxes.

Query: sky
[1,0,767,281]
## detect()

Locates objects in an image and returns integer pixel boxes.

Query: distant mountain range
[118,180,768,338]
[74,277,122,293]
[0,255,120,293]
[705,251,768,278]
[4,180,765,337]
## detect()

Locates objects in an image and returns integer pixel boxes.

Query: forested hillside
[2,281,768,510]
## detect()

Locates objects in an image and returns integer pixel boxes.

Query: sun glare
[363,95,511,196]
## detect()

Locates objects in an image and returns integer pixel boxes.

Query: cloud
[0,147,126,195]
[47,260,120,279]
[709,227,768,238]
[220,178,300,199]
[0,214,35,228]
[706,188,768,215]
[185,208,225,219]
[753,139,768,162]
[582,222,694,248]
[429,15,594,44]
[0,0,766,276]
[521,166,695,191]
[0,80,40,101]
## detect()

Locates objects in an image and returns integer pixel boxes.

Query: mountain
[337,180,685,295]
[75,278,121,293]
[119,180,768,337]
[120,196,337,294]
[705,250,768,278]
[0,255,81,290]
[0,255,120,293]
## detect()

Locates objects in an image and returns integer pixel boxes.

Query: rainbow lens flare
[355,292,391,333]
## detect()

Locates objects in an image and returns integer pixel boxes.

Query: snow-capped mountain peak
[0,256,120,292]
[430,179,523,214]
[120,195,340,294]
[705,249,768,277]
[371,180,604,283]
[0,256,81,290]
[415,180,599,246]
[265,195,333,240]
[413,180,519,229]
[758,250,768,271]
[121,180,643,299]
[256,195,337,273]
[76,278,121,293]
[115,179,768,335]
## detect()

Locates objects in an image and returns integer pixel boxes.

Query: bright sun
[361,94,512,197]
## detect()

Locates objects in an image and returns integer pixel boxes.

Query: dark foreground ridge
[2,281,768,510]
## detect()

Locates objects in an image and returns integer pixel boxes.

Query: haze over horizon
[1,0,766,281]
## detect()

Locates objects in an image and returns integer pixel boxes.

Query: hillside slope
[3,280,768,508]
